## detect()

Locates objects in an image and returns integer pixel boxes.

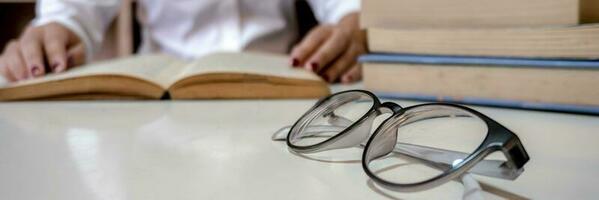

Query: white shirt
[32,0,360,61]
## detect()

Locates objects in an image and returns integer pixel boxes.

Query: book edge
[376,91,599,115]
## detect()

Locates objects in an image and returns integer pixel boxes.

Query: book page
[176,52,322,82]
[1,54,187,89]
[0,75,7,87]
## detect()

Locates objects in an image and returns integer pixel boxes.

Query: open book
[0,52,330,100]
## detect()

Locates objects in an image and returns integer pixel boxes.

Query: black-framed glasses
[272,90,529,192]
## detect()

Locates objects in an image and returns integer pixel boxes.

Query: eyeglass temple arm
[272,124,519,180]
[391,142,522,180]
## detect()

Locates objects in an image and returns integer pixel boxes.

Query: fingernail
[68,56,75,67]
[55,56,74,72]
[52,63,63,73]
[31,66,42,76]
[343,75,353,83]
[291,58,299,67]
[322,74,330,82]
[51,62,60,71]
[309,62,319,71]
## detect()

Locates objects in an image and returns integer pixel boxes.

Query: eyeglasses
[272,90,529,192]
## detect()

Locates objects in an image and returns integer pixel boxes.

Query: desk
[0,85,598,199]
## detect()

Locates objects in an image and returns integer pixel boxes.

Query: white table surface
[0,85,598,200]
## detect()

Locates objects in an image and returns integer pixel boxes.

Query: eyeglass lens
[288,91,375,147]
[364,105,490,184]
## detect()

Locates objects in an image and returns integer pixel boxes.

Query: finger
[0,57,17,82]
[48,22,82,46]
[43,27,69,73]
[320,43,360,82]
[19,29,46,78]
[305,29,351,73]
[63,43,86,71]
[290,26,332,68]
[4,41,29,80]
[340,64,362,84]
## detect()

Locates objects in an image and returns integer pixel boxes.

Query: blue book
[359,53,599,69]
[359,53,599,115]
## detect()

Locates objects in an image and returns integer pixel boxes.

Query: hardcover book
[366,25,599,59]
[360,53,599,114]
[361,0,599,28]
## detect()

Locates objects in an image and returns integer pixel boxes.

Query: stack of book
[359,0,599,114]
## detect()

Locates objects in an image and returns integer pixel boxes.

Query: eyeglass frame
[282,90,530,192]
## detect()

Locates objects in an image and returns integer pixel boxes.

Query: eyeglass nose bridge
[379,102,404,115]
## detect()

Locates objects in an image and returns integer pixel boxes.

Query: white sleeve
[32,0,122,61]
[307,0,360,24]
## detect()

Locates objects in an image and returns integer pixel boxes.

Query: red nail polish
[292,58,299,67]
[310,62,319,71]
[343,75,353,83]
[55,57,73,72]
[31,66,41,76]
[67,56,74,67]
[51,62,60,71]
[322,74,330,82]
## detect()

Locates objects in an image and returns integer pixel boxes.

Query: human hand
[290,12,366,84]
[0,22,85,82]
